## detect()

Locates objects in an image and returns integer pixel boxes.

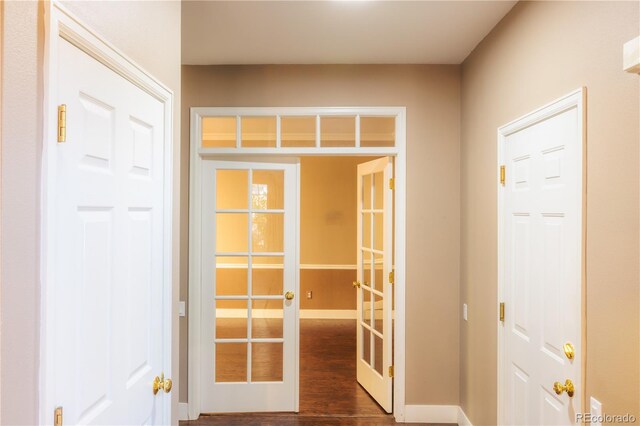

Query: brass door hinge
[389,178,394,190]
[388,366,394,377]
[54,407,63,426]
[57,104,67,143]
[499,302,505,322]
[499,165,505,186]
[389,270,394,284]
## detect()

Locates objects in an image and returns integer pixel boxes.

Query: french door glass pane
[321,116,356,147]
[251,299,283,338]
[374,172,384,210]
[202,117,236,148]
[373,213,383,251]
[215,299,247,339]
[362,326,371,365]
[252,213,284,252]
[252,170,284,210]
[216,169,248,210]
[252,256,284,295]
[363,250,372,288]
[281,116,316,148]
[374,334,383,376]
[215,257,248,296]
[251,343,283,382]
[362,288,372,326]
[363,174,372,209]
[216,343,247,382]
[363,212,372,249]
[360,117,395,148]
[241,117,277,148]
[216,213,248,252]
[373,292,383,333]
[374,252,384,293]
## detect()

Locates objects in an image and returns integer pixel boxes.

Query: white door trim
[41,2,174,424]
[188,107,407,422]
[497,88,585,425]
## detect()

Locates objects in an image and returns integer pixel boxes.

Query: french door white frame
[497,88,585,425]
[188,106,407,422]
[41,3,175,425]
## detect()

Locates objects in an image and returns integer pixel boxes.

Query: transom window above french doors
[192,107,405,156]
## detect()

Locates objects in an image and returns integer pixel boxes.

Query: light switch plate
[178,301,186,317]
[590,397,602,426]
[463,303,468,321]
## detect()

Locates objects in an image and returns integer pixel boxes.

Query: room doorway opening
[188,108,406,421]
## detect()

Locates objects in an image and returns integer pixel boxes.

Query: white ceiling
[182,1,517,65]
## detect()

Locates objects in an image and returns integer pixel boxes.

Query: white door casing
[356,157,393,413]
[498,89,584,425]
[42,4,174,425]
[188,107,407,421]
[199,160,298,413]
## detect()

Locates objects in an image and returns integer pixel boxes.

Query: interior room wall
[0,2,181,424]
[459,2,640,424]
[181,65,461,405]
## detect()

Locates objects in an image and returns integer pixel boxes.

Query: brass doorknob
[352,281,361,289]
[553,379,574,397]
[153,373,172,395]
[563,342,575,360]
[285,291,295,300]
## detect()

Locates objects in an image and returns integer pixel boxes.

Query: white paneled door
[52,38,169,424]
[200,160,298,413]
[356,157,393,413]
[500,92,583,425]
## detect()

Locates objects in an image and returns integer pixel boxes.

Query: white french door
[356,157,393,413]
[51,38,169,424]
[500,92,583,425]
[200,160,298,413]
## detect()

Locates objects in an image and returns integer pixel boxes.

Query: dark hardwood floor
[181,319,450,425]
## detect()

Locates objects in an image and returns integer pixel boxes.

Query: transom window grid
[200,111,398,152]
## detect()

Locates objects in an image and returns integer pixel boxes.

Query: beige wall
[460,2,640,425]
[181,65,462,405]
[0,2,181,424]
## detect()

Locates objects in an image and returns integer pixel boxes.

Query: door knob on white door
[552,379,574,397]
[285,291,295,300]
[153,373,172,395]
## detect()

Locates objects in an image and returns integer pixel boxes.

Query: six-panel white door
[53,38,168,424]
[356,157,393,413]
[200,160,298,413]
[501,98,582,425]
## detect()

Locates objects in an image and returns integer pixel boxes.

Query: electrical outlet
[463,303,468,321]
[590,397,602,426]
[306,291,313,299]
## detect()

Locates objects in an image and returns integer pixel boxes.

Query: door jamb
[41,3,175,424]
[496,88,585,425]
[188,107,407,422]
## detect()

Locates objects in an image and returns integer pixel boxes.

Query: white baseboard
[403,405,473,425]
[458,406,473,426]
[300,309,356,319]
[178,402,189,421]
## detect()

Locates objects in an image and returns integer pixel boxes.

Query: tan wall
[0,2,181,424]
[460,2,640,425]
[181,65,462,404]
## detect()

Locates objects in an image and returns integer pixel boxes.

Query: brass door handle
[553,379,574,397]
[563,342,575,360]
[285,291,295,300]
[153,373,172,395]
[352,281,361,289]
